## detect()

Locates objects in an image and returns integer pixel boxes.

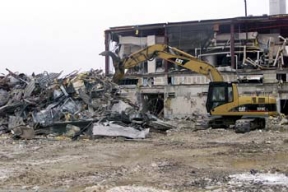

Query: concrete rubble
[0,68,175,140]
[266,113,288,130]
[82,185,170,192]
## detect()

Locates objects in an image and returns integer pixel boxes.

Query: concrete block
[119,36,147,46]
[147,35,156,46]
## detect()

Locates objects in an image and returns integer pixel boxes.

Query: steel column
[230,23,235,69]
[104,31,110,75]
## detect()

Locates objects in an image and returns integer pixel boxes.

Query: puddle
[229,172,288,186]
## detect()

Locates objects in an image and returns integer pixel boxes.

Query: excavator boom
[100,44,223,83]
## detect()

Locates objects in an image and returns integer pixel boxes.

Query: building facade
[103,15,288,119]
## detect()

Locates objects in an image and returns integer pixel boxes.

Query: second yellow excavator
[100,44,278,132]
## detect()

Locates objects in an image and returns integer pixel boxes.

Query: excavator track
[235,118,266,133]
[208,116,239,129]
[207,116,266,133]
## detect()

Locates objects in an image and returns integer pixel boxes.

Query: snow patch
[229,172,288,186]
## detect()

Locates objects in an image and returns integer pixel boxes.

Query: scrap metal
[0,68,175,140]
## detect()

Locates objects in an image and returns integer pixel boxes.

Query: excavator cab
[206,82,233,113]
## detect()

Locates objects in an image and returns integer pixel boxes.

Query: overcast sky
[0,0,275,75]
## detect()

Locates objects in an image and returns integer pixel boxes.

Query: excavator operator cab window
[206,82,231,112]
[228,86,233,102]
[212,87,225,102]
[211,86,226,109]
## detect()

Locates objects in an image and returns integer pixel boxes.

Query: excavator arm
[100,44,224,83]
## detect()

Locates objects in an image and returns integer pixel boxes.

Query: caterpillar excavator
[100,44,278,132]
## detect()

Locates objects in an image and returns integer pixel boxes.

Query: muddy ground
[1,124,288,192]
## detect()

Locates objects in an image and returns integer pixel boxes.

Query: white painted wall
[119,36,147,46]
[263,73,277,83]
[164,85,208,118]
[154,76,166,85]
[171,73,237,85]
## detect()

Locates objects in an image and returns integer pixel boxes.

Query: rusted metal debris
[0,68,174,140]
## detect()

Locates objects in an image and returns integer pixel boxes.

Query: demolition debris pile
[0,69,174,139]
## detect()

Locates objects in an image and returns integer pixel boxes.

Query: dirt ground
[1,124,288,192]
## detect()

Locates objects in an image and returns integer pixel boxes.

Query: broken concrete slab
[11,126,35,140]
[92,122,149,139]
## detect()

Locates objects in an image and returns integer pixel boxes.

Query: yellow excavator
[100,44,278,132]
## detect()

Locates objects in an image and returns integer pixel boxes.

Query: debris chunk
[92,122,149,139]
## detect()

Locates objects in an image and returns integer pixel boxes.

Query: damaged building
[103,12,288,119]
